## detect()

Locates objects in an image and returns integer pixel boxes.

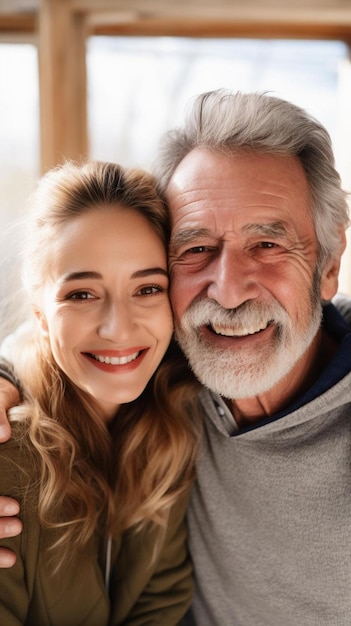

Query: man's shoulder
[332,293,351,325]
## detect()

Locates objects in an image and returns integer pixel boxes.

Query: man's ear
[320,231,347,301]
[33,309,49,337]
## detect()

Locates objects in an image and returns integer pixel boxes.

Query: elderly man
[1,90,351,625]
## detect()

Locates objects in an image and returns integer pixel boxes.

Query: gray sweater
[187,305,351,626]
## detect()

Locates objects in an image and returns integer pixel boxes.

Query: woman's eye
[66,291,95,300]
[137,285,164,296]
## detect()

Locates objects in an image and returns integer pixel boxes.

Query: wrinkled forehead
[166,148,313,237]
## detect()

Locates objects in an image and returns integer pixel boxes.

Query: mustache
[179,298,288,331]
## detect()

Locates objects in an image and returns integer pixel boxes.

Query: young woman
[0,160,199,625]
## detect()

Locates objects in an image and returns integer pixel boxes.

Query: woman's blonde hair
[9,160,200,567]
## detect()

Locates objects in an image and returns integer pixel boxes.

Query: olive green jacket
[0,436,193,625]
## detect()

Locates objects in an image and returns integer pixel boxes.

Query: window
[87,36,351,293]
[0,36,350,299]
[0,42,40,318]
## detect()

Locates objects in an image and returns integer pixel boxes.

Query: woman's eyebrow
[59,268,168,283]
[58,271,102,283]
[131,268,169,279]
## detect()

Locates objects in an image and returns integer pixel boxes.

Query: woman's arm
[0,440,33,624]
[0,534,29,624]
[110,490,193,626]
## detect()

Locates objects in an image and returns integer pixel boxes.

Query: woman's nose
[97,301,134,341]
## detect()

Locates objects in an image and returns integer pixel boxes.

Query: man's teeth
[93,351,140,365]
[211,322,270,337]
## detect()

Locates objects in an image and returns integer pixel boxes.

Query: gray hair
[155,89,349,267]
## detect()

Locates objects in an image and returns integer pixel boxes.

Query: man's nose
[206,248,260,309]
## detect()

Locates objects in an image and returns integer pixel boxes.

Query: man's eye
[258,242,277,249]
[185,246,208,254]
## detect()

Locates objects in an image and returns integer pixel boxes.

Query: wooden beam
[83,3,351,41]
[67,0,351,14]
[38,0,88,172]
[2,11,351,41]
[2,1,351,41]
[0,14,36,33]
[89,17,351,41]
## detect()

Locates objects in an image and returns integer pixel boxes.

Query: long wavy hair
[9,160,200,567]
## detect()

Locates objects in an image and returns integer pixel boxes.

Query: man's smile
[209,321,272,337]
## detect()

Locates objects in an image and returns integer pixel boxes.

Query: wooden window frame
[1,1,351,171]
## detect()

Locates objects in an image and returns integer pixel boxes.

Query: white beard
[175,297,322,399]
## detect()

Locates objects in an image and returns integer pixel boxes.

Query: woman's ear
[33,309,49,337]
